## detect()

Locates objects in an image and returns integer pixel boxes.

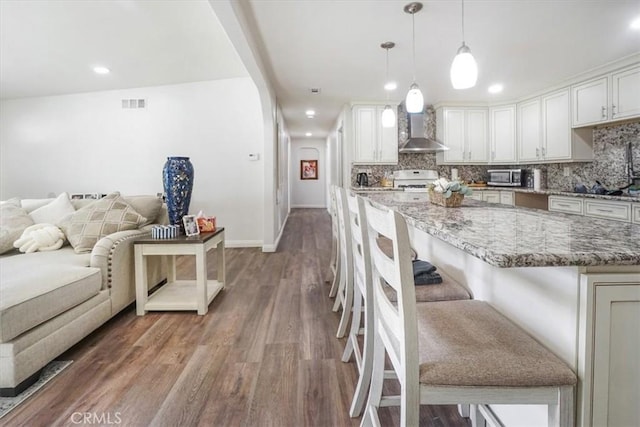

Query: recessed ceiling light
[305,132,312,137]
[384,81,397,91]
[488,83,504,94]
[93,66,110,75]
[631,16,640,30]
[305,109,316,118]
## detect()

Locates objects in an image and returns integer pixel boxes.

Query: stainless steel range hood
[399,112,448,153]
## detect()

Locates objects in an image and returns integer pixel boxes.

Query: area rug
[0,360,73,419]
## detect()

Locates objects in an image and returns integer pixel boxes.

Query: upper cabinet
[489,105,517,164]
[352,104,398,164]
[572,64,640,127]
[518,88,593,164]
[436,107,488,164]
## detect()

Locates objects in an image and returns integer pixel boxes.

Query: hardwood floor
[4,209,469,427]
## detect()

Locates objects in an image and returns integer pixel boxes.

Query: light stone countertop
[357,191,640,268]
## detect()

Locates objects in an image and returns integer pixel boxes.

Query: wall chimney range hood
[399,112,449,153]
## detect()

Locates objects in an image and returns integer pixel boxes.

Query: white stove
[393,170,439,192]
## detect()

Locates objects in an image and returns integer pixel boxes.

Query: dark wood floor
[4,208,469,427]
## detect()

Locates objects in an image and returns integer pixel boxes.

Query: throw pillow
[29,192,75,224]
[13,223,66,253]
[0,204,35,254]
[123,195,163,226]
[1,197,21,207]
[59,192,147,253]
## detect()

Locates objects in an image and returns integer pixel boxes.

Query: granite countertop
[470,186,640,203]
[357,191,640,268]
[351,185,401,192]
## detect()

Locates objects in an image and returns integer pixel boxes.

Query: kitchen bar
[357,190,639,427]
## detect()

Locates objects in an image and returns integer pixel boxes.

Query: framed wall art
[300,159,318,180]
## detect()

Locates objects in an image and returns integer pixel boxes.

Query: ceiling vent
[122,99,146,109]
[309,88,321,94]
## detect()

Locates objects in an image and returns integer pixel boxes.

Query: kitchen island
[357,191,640,427]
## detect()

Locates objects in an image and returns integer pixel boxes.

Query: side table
[134,228,225,315]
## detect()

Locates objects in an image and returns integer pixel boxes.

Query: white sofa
[0,195,166,396]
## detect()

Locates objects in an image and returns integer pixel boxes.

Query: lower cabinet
[578,273,640,427]
[474,190,513,205]
[549,195,635,223]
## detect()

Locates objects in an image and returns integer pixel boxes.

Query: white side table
[134,228,225,315]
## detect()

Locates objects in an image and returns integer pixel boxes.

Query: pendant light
[404,2,424,113]
[381,42,396,128]
[450,0,478,89]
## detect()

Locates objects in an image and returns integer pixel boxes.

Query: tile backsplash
[351,105,639,191]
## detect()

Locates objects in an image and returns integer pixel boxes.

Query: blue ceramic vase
[162,156,194,231]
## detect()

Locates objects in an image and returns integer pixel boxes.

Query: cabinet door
[517,98,541,162]
[499,191,514,206]
[572,76,608,127]
[584,200,631,222]
[353,106,377,163]
[490,105,517,164]
[442,109,466,163]
[542,89,571,160]
[466,109,489,163]
[377,106,399,164]
[483,191,500,204]
[591,284,640,427]
[611,66,640,120]
[549,196,583,215]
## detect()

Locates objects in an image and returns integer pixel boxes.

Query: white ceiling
[1,1,639,141]
[245,0,640,138]
[0,0,247,99]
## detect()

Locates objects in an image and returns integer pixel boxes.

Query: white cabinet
[578,274,640,427]
[517,98,541,162]
[352,105,398,164]
[572,77,609,127]
[437,107,488,164]
[469,192,483,201]
[549,196,583,215]
[499,191,514,206]
[611,65,640,120]
[482,190,500,204]
[519,89,593,163]
[584,199,631,222]
[572,64,640,127]
[549,195,636,223]
[489,105,517,164]
[542,89,571,160]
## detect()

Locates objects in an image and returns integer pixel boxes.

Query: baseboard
[291,204,326,208]
[225,240,262,248]
[262,212,289,253]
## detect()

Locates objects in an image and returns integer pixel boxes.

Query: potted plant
[428,178,473,207]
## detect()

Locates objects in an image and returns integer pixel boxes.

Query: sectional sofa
[0,194,166,396]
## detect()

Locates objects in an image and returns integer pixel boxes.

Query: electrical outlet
[563,166,570,177]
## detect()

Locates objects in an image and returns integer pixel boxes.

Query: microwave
[488,169,524,187]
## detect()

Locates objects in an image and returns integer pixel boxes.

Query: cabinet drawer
[633,204,640,224]
[584,200,631,222]
[483,191,500,204]
[549,196,583,214]
[469,193,483,201]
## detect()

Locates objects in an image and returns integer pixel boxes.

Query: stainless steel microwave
[488,169,524,187]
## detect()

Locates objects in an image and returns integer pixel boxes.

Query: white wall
[290,139,326,208]
[0,78,265,246]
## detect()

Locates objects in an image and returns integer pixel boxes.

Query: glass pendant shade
[405,83,424,113]
[381,105,396,128]
[450,43,478,89]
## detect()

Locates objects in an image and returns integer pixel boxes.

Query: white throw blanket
[13,223,66,253]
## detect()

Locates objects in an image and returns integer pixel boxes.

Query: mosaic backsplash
[351,106,640,192]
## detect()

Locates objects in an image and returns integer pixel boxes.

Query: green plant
[430,177,473,199]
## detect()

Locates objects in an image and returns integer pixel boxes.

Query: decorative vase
[162,156,194,231]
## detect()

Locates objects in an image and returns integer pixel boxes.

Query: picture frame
[300,159,318,180]
[183,215,200,237]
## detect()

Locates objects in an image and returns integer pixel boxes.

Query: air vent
[121,99,146,109]
[310,88,321,94]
